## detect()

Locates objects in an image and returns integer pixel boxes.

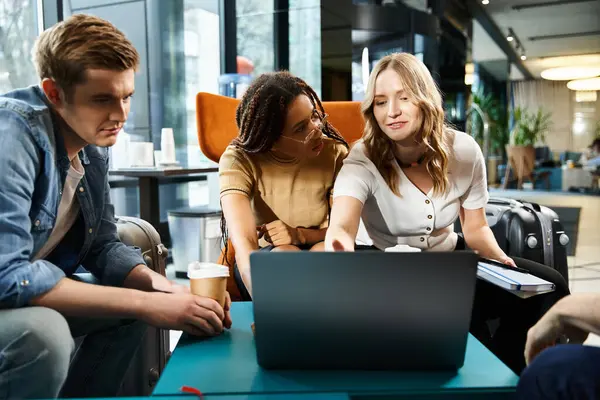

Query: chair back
[196,92,364,163]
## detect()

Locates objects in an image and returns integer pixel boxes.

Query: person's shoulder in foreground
[517,292,600,399]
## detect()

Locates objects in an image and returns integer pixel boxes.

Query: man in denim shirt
[0,15,231,399]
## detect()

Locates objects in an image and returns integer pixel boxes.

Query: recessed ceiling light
[567,77,600,91]
[521,55,527,61]
[541,66,600,81]
[507,36,514,42]
[575,90,597,102]
[482,0,489,4]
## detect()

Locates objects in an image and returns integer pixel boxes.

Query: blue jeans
[0,277,147,399]
[517,344,600,399]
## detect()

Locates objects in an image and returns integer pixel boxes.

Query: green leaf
[509,106,552,146]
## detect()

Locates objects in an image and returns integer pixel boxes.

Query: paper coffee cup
[188,262,229,307]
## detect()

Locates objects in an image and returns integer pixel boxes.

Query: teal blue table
[153,302,518,399]
[67,395,347,400]
[67,396,347,400]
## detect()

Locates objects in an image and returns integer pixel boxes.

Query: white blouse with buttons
[333,130,489,251]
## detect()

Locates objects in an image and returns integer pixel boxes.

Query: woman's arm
[221,193,260,296]
[459,207,514,265]
[324,196,364,251]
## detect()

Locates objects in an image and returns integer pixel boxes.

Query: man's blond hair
[34,14,139,97]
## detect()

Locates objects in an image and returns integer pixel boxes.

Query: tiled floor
[167,189,600,350]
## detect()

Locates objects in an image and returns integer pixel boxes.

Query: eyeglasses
[280,112,329,145]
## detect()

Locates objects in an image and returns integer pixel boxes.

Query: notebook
[477,261,555,292]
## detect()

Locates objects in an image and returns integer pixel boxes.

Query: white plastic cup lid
[187,261,229,279]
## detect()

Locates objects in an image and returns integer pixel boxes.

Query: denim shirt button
[21,279,30,286]
[79,187,85,193]
[34,220,41,227]
[88,228,93,234]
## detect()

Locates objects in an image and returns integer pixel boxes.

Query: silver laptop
[250,251,479,371]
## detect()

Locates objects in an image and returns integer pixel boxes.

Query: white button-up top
[333,130,489,251]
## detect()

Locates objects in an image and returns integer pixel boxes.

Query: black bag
[116,216,170,396]
[485,198,570,283]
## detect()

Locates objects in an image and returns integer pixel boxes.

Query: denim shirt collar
[53,131,92,171]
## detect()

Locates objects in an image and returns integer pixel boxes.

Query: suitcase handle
[488,197,521,207]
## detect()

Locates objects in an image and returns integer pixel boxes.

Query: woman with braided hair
[219,71,349,300]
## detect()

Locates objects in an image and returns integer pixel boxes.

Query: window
[183,0,221,166]
[237,0,274,75]
[351,30,408,101]
[64,0,152,143]
[62,0,221,220]
[289,0,321,96]
[0,0,40,93]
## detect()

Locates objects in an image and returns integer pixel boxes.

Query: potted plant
[505,107,553,188]
[467,90,509,184]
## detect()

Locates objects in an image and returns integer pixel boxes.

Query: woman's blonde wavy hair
[362,52,450,197]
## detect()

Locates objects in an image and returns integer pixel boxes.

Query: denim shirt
[0,86,145,308]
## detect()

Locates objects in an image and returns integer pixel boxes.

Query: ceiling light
[521,55,527,61]
[541,66,600,81]
[482,0,489,4]
[507,36,514,42]
[575,91,597,102]
[567,77,600,91]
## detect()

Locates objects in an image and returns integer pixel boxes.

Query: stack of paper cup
[188,262,229,307]
[160,127,176,164]
[129,142,155,167]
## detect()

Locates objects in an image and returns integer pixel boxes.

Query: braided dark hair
[232,71,347,152]
[220,71,348,271]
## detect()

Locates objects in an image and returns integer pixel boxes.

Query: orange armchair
[195,92,365,299]
[196,92,364,163]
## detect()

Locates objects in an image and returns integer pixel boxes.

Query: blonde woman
[325,53,569,374]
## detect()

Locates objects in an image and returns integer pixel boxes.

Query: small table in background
[109,165,219,241]
[561,167,594,191]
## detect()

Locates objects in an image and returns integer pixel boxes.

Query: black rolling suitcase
[116,216,170,396]
[485,197,570,283]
